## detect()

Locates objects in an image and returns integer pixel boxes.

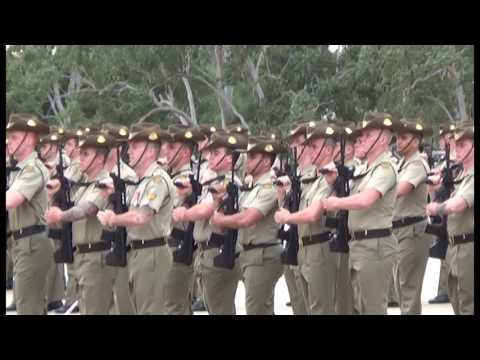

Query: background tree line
[6,45,474,141]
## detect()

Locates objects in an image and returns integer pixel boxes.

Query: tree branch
[424,96,454,121]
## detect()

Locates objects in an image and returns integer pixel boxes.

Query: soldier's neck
[14,148,34,162]
[366,146,387,166]
[171,158,190,173]
[252,169,269,184]
[402,148,418,161]
[105,157,117,172]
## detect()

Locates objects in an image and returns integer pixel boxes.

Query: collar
[16,151,38,168]
[252,171,273,187]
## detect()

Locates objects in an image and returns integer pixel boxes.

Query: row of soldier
[5,111,474,315]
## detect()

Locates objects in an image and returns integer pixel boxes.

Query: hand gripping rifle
[51,144,74,264]
[329,134,355,253]
[103,146,129,267]
[6,157,20,240]
[172,152,203,266]
[213,151,241,270]
[278,147,301,265]
[425,142,461,259]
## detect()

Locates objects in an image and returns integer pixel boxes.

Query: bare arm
[60,201,99,222]
[396,181,414,198]
[6,191,26,210]
[333,188,382,211]
[183,201,216,222]
[214,208,264,229]
[284,200,324,225]
[111,206,154,227]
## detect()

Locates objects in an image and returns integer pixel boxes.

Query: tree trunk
[449,65,468,121]
[182,76,197,125]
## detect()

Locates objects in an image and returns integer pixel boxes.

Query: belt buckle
[141,240,145,245]
[88,243,92,249]
[364,230,368,237]
[19,228,23,235]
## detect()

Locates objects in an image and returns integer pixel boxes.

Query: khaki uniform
[193,170,241,315]
[8,151,54,314]
[164,163,196,315]
[72,170,117,315]
[445,167,474,315]
[348,151,397,314]
[392,151,432,314]
[63,159,83,308]
[127,161,174,314]
[109,160,137,315]
[238,172,283,315]
[297,171,337,315]
[333,158,359,315]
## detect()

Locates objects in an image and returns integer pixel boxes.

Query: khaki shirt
[298,170,332,240]
[447,167,474,237]
[237,171,279,246]
[111,160,139,206]
[8,151,49,231]
[192,165,219,243]
[128,161,175,240]
[171,163,194,232]
[348,151,397,231]
[71,170,110,245]
[393,151,430,220]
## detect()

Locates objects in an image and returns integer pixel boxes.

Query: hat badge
[76,130,83,136]
[270,134,276,139]
[449,124,456,131]
[415,124,423,131]
[228,136,237,145]
[85,127,91,132]
[149,132,158,141]
[265,144,274,153]
[210,126,217,133]
[290,130,295,135]
[362,120,369,128]
[58,128,64,134]
[79,140,86,147]
[7,122,13,129]
[345,127,352,135]
[185,131,193,139]
[383,118,392,126]
[119,128,128,136]
[325,127,334,135]
[236,127,242,132]
[97,135,106,144]
[51,134,58,141]
[27,119,37,127]
[308,121,316,128]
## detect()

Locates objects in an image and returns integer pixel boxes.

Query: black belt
[199,233,225,251]
[74,241,111,254]
[350,228,392,241]
[12,225,46,240]
[129,237,166,250]
[242,242,282,251]
[301,232,333,246]
[392,216,426,229]
[48,228,63,240]
[449,233,474,246]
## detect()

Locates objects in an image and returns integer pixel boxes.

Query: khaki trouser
[393,221,431,315]
[111,266,135,315]
[446,241,474,315]
[46,239,66,303]
[297,241,337,315]
[239,245,284,315]
[163,244,195,315]
[334,252,354,315]
[284,265,308,315]
[195,246,241,315]
[12,233,53,315]
[75,251,117,315]
[438,259,449,296]
[388,272,398,303]
[128,245,172,314]
[6,241,14,283]
[349,235,396,315]
[64,262,80,307]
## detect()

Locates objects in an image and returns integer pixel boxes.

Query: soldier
[162,124,204,315]
[225,124,249,179]
[173,130,245,314]
[391,118,433,314]
[99,123,137,315]
[275,121,338,314]
[97,123,175,314]
[54,128,83,314]
[45,131,118,315]
[38,131,69,312]
[323,112,398,315]
[427,122,456,305]
[211,135,284,315]
[330,121,359,315]
[6,113,53,315]
[426,120,474,315]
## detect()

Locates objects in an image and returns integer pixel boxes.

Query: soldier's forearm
[6,191,26,210]
[60,202,98,222]
[286,201,323,224]
[112,206,154,227]
[184,202,215,222]
[439,196,468,216]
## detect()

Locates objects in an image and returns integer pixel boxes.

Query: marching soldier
[6,113,53,314]
[426,120,474,315]
[427,122,457,305]
[99,123,137,315]
[97,123,175,314]
[45,131,118,315]
[162,124,204,315]
[212,135,284,315]
[173,130,245,314]
[323,112,398,315]
[391,118,433,314]
[275,121,338,314]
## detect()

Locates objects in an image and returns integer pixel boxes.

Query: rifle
[279,147,301,265]
[103,146,129,267]
[172,151,203,266]
[329,135,355,253]
[51,144,74,264]
[425,142,460,259]
[213,151,241,270]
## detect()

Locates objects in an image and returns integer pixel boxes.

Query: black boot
[47,300,64,311]
[55,303,80,314]
[387,301,399,307]
[192,298,206,312]
[428,294,449,304]
[6,303,16,311]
